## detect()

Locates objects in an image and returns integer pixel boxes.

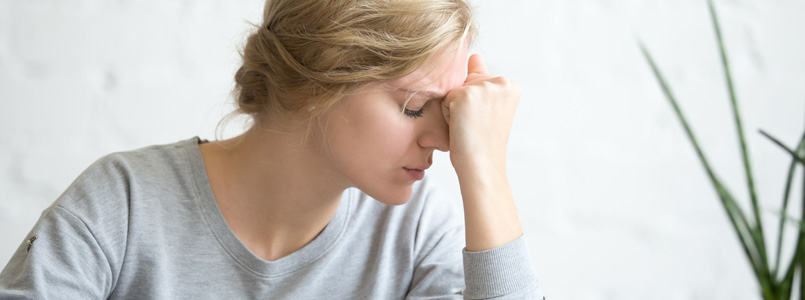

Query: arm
[404,181,543,300]
[458,166,521,252]
[0,206,114,299]
[443,54,523,252]
[441,54,544,299]
[1,154,131,299]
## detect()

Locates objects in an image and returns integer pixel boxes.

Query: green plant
[639,0,805,298]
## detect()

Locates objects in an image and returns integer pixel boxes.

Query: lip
[403,164,432,181]
[403,164,431,171]
[404,160,433,172]
[404,168,426,181]
[403,154,433,181]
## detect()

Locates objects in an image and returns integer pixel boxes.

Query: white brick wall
[1,1,804,298]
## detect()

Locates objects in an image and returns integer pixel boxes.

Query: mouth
[403,154,433,181]
[403,168,426,181]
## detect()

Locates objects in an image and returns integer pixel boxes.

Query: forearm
[458,167,523,252]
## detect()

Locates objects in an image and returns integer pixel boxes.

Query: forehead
[387,46,469,96]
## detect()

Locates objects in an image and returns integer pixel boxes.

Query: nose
[416,103,450,152]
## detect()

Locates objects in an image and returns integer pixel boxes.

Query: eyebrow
[394,88,447,113]
[398,89,446,101]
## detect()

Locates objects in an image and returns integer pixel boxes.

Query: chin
[366,184,413,206]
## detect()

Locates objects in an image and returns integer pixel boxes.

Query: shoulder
[53,137,201,221]
[408,176,465,243]
[349,175,464,243]
[351,175,461,219]
[82,137,199,181]
[410,175,461,210]
[406,176,464,224]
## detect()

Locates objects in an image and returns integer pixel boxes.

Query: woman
[0,0,544,298]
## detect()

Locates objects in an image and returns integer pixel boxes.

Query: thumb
[467,54,490,76]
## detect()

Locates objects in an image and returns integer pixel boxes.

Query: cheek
[349,106,415,167]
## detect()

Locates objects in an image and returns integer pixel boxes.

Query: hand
[441,54,521,178]
[440,54,523,251]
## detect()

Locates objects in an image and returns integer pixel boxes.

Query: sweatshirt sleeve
[462,236,544,299]
[1,154,131,299]
[0,206,114,299]
[404,179,544,299]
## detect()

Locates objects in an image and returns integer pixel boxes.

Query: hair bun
[227,0,476,129]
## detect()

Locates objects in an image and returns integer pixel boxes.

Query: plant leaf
[705,1,777,295]
[760,131,805,166]
[800,116,805,300]
[773,130,805,283]
[706,1,772,291]
[638,40,765,287]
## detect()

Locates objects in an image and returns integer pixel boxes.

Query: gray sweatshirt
[0,137,543,299]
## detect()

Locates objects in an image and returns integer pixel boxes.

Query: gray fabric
[0,137,543,299]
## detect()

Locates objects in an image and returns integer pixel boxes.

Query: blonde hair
[219,0,476,136]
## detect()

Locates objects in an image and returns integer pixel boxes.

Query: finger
[467,54,490,76]
[441,96,451,125]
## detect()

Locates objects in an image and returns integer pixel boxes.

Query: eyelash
[403,106,425,118]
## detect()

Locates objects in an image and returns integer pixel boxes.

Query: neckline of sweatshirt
[180,136,355,278]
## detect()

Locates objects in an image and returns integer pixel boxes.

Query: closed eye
[397,88,444,119]
[403,107,425,118]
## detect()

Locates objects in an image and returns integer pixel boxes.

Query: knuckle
[456,88,472,98]
[492,76,511,86]
[480,81,496,90]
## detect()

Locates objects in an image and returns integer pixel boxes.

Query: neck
[200,124,349,261]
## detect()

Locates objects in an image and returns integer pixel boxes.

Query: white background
[1,0,804,299]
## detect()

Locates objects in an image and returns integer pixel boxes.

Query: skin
[200,45,522,261]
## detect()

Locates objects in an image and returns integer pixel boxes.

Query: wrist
[451,155,522,252]
[459,175,522,251]
[450,153,507,183]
